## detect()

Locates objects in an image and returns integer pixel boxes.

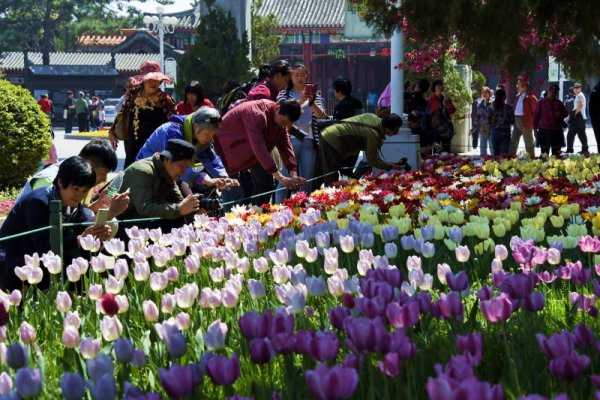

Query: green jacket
[119,156,183,220]
[74,98,88,114]
[321,113,393,171]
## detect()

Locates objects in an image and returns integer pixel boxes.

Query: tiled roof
[0,52,160,73]
[29,65,118,76]
[78,35,127,47]
[256,0,345,29]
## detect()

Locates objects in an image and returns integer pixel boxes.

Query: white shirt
[514,92,525,116]
[575,92,587,120]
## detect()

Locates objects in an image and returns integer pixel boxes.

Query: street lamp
[143,7,179,83]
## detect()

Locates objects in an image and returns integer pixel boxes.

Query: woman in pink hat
[109,61,176,168]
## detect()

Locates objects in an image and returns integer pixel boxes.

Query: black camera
[290,125,308,140]
[397,157,412,172]
[198,195,222,211]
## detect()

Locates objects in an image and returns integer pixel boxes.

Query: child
[98,104,106,130]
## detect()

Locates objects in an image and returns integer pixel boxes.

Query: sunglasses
[201,117,222,125]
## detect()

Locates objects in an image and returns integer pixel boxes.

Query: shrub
[0,80,51,188]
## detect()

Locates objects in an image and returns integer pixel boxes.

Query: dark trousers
[65,114,74,133]
[566,113,588,152]
[124,138,144,169]
[491,127,511,156]
[77,113,87,132]
[249,165,275,206]
[319,139,357,186]
[590,117,600,153]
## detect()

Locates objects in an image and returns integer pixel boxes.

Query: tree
[0,0,145,62]
[359,0,600,79]
[177,4,252,102]
[250,0,282,69]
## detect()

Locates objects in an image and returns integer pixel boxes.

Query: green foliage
[0,0,144,54]
[0,80,51,188]
[442,55,472,117]
[471,70,487,96]
[177,5,252,101]
[358,0,600,78]
[250,0,282,69]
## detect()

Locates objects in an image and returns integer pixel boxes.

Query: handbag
[110,109,130,141]
[63,109,68,120]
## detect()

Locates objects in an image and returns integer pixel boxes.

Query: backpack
[216,82,254,116]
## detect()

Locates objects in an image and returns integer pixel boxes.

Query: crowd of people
[3,59,600,292]
[62,91,106,134]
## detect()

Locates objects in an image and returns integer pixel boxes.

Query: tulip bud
[19,321,36,344]
[143,300,159,322]
[56,291,72,313]
[62,326,80,349]
[113,338,134,363]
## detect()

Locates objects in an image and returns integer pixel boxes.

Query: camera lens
[199,197,222,211]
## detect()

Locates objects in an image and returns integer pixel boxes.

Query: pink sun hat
[131,61,173,86]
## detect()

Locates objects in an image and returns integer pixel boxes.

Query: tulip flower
[8,290,21,307]
[455,246,470,262]
[578,235,600,253]
[249,337,276,364]
[99,293,119,316]
[308,331,339,362]
[14,368,42,399]
[305,363,359,400]
[41,251,62,274]
[536,331,576,359]
[62,326,80,349]
[247,279,266,299]
[205,320,228,351]
[549,354,590,381]
[480,293,512,323]
[60,372,85,400]
[149,272,168,292]
[161,294,176,314]
[159,364,195,398]
[386,301,420,329]
[6,343,28,369]
[0,372,11,395]
[19,321,36,344]
[55,291,72,313]
[167,332,187,359]
[80,337,101,360]
[378,352,403,378]
[206,354,241,386]
[99,316,123,342]
[114,338,134,363]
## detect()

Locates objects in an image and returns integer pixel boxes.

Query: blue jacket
[0,185,93,290]
[136,114,227,184]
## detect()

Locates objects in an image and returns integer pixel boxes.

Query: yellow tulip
[492,223,506,238]
[475,224,490,240]
[550,215,564,228]
[434,225,446,241]
[336,218,349,229]
[463,222,476,237]
[373,224,384,236]
[444,239,457,251]
[474,242,485,255]
[389,204,406,218]
[564,236,579,249]
[539,206,554,218]
[449,210,465,225]
[326,210,339,221]
[569,203,580,215]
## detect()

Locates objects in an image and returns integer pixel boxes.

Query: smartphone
[95,208,110,226]
[305,83,318,96]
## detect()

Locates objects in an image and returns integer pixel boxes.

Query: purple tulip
[159,364,194,398]
[168,331,188,358]
[90,373,116,400]
[378,352,403,377]
[249,338,275,364]
[305,363,359,400]
[294,330,313,355]
[421,242,436,258]
[328,306,351,331]
[400,235,415,251]
[448,227,463,243]
[476,286,493,301]
[537,270,557,284]
[499,273,534,299]
[206,354,241,386]
[522,292,545,312]
[61,372,85,400]
[344,316,386,354]
[573,323,594,348]
[386,301,420,329]
[512,240,537,270]
[434,293,465,321]
[14,368,42,399]
[446,271,469,293]
[309,331,340,362]
[268,308,295,340]
[114,338,134,364]
[536,332,576,359]
[578,235,600,253]
[356,296,387,319]
[571,266,592,286]
[549,354,590,380]
[6,343,28,369]
[132,349,147,367]
[238,310,272,340]
[480,293,513,323]
[86,354,114,382]
[381,226,399,242]
[456,332,483,366]
[361,233,375,248]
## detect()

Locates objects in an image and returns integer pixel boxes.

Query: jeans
[249,165,275,206]
[65,114,74,133]
[479,133,490,156]
[566,113,588,152]
[491,127,511,156]
[509,116,535,157]
[275,137,315,203]
[77,113,87,132]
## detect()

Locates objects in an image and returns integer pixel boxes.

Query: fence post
[49,200,63,262]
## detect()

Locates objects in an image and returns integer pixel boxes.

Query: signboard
[344,1,378,39]
[164,58,177,89]
[548,56,567,81]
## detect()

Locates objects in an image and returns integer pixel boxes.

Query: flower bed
[1,154,600,399]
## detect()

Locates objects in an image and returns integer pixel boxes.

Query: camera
[397,157,412,172]
[290,125,308,140]
[198,195,222,212]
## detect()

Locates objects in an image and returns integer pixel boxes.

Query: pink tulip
[253,257,269,273]
[114,259,129,281]
[115,295,129,313]
[41,251,62,274]
[99,316,122,342]
[63,312,81,329]
[185,254,200,274]
[133,261,150,281]
[88,284,103,300]
[175,312,191,330]
[103,238,126,257]
[578,235,600,253]
[221,287,239,308]
[480,293,513,323]
[62,326,80,348]
[161,294,176,314]
[175,283,199,309]
[56,291,72,313]
[165,266,179,282]
[143,300,159,322]
[200,288,221,308]
[0,371,12,394]
[79,337,100,359]
[150,272,168,292]
[9,290,22,306]
[455,245,470,262]
[19,321,36,344]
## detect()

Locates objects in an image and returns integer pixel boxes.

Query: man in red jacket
[509,79,538,158]
[214,99,305,206]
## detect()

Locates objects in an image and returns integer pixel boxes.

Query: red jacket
[175,99,215,115]
[513,92,538,128]
[214,99,297,175]
[38,98,53,114]
[246,79,279,102]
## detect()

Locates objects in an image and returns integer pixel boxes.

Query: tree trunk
[42,0,54,65]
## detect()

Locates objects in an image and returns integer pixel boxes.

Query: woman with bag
[471,86,493,155]
[533,83,569,156]
[109,61,176,168]
[274,63,327,203]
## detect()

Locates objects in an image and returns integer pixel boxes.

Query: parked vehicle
[103,98,121,126]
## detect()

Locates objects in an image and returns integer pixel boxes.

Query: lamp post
[389,1,403,116]
[143,6,178,84]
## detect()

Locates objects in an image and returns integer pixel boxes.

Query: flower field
[2,154,600,399]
